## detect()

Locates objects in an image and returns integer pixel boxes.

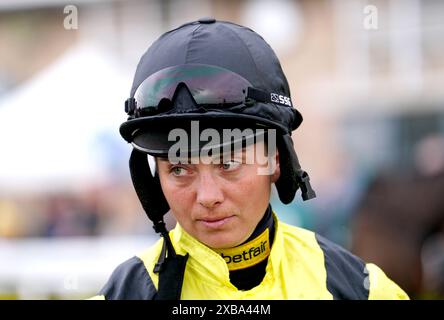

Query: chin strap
[151,220,189,300]
[129,149,188,300]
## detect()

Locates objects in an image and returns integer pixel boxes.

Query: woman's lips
[198,216,234,229]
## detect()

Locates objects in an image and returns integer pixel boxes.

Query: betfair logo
[215,229,270,271]
[221,240,267,263]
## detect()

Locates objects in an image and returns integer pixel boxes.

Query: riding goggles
[124,63,293,118]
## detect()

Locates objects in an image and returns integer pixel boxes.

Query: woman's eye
[170,166,187,176]
[221,160,241,171]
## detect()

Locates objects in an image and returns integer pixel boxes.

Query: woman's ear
[271,148,280,183]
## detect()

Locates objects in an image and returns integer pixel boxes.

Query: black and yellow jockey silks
[93,210,409,300]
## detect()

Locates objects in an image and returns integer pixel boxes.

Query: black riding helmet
[119,18,316,299]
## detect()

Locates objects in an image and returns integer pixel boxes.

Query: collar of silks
[213,228,271,271]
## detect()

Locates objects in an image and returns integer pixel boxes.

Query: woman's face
[156,142,280,249]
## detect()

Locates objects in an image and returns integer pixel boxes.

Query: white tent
[0,44,133,192]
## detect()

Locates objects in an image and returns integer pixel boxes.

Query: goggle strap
[246,87,270,104]
[125,97,137,115]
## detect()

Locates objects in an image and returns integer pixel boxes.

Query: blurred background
[0,0,443,299]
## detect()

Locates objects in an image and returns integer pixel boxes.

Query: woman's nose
[196,171,224,209]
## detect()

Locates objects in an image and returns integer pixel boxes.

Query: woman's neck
[214,205,275,290]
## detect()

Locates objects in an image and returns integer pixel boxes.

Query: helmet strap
[129,148,188,300]
[275,134,316,203]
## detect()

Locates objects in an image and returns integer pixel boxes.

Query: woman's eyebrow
[217,147,247,161]
[157,157,193,164]
[158,146,250,164]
